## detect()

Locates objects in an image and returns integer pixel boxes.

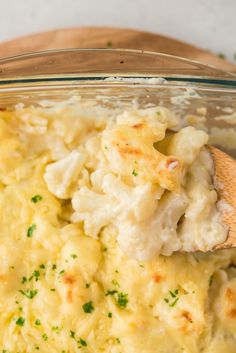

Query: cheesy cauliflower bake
[0,97,235,353]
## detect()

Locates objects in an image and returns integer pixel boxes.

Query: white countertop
[1,0,235,62]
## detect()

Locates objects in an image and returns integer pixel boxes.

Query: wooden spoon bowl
[209,146,236,249]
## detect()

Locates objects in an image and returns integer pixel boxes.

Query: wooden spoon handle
[208,146,236,249]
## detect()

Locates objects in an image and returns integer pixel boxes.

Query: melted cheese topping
[0,98,234,353]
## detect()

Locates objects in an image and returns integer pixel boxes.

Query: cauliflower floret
[44,150,85,199]
[102,121,183,192]
[71,186,117,238]
[168,126,208,165]
[15,110,48,135]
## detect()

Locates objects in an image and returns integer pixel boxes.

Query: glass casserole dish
[0,49,236,353]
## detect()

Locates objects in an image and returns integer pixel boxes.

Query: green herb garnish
[78,338,87,347]
[21,276,27,284]
[108,312,112,318]
[16,317,25,326]
[31,195,42,203]
[132,169,138,176]
[209,275,213,286]
[35,319,41,325]
[169,297,179,307]
[112,279,120,287]
[27,224,36,238]
[70,254,77,259]
[19,289,38,299]
[52,326,60,333]
[105,290,118,296]
[42,333,48,341]
[85,283,90,288]
[70,330,76,339]
[117,292,128,308]
[82,301,94,313]
[169,289,179,298]
[29,270,40,282]
[164,288,180,307]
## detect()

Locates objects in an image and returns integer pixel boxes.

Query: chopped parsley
[29,270,40,282]
[108,312,112,318]
[35,319,41,325]
[19,289,38,299]
[16,317,25,326]
[169,289,179,298]
[82,301,94,313]
[105,290,118,296]
[52,264,57,270]
[102,247,108,252]
[209,275,213,286]
[106,290,128,308]
[132,169,138,176]
[31,195,42,203]
[78,338,87,347]
[21,270,40,284]
[156,111,161,116]
[27,224,36,238]
[59,269,65,276]
[70,254,77,259]
[164,288,180,307]
[169,297,179,307]
[70,330,76,339]
[39,264,45,269]
[85,283,90,288]
[112,279,120,287]
[116,338,121,344]
[21,276,27,284]
[52,326,61,333]
[50,288,56,292]
[42,333,48,341]
[117,292,128,308]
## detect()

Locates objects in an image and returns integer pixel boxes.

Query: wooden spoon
[208,146,236,249]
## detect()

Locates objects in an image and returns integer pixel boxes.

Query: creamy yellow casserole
[0,97,235,353]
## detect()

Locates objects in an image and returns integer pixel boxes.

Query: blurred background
[0,0,235,62]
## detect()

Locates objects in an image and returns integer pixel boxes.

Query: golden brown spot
[62,275,76,285]
[118,145,142,157]
[166,158,179,171]
[181,310,193,323]
[132,123,144,129]
[152,273,163,283]
[225,288,235,302]
[228,308,236,318]
[66,290,73,303]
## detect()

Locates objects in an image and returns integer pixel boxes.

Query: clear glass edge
[0,49,235,92]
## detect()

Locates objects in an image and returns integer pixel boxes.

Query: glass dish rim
[0,48,235,89]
